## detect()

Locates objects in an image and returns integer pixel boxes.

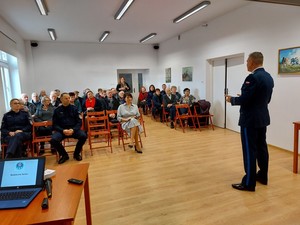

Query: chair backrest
[32,121,53,139]
[87,114,110,134]
[86,111,105,117]
[175,104,193,116]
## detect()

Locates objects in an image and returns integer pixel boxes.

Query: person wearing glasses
[1,98,32,158]
[34,96,55,154]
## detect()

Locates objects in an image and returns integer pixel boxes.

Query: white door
[211,59,226,128]
[226,57,247,132]
[118,71,143,104]
[211,55,245,131]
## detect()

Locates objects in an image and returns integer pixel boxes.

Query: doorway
[209,54,246,132]
[117,69,148,104]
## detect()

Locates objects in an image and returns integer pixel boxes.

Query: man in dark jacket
[51,93,87,164]
[163,88,177,128]
[226,52,274,192]
[152,88,163,122]
[1,98,32,158]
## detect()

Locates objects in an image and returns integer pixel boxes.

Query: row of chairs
[161,103,214,133]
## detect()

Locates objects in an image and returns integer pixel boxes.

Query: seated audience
[21,93,36,115]
[39,89,47,99]
[152,88,163,122]
[31,92,41,109]
[1,98,32,158]
[147,84,155,112]
[50,93,87,164]
[74,90,83,105]
[116,91,125,105]
[69,92,82,113]
[117,93,142,153]
[180,88,196,114]
[106,90,120,122]
[82,90,106,114]
[54,89,61,102]
[95,88,103,99]
[171,86,182,103]
[34,96,55,154]
[137,86,148,115]
[50,90,60,107]
[161,83,167,96]
[163,88,177,129]
[116,77,131,93]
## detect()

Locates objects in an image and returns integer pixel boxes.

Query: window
[0,50,21,113]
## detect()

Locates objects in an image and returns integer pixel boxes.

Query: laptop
[0,156,45,209]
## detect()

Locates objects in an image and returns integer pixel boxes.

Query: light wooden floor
[45,116,300,225]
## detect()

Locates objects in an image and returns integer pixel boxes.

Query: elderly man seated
[1,98,32,158]
[163,88,177,128]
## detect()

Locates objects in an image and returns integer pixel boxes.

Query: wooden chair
[106,110,124,147]
[1,140,33,159]
[118,125,143,151]
[32,121,55,157]
[175,104,196,133]
[193,104,214,131]
[138,108,147,137]
[162,107,170,126]
[87,113,112,155]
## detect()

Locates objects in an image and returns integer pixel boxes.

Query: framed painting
[182,66,193,81]
[165,68,171,83]
[278,47,300,74]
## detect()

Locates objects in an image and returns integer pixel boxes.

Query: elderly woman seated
[179,88,196,114]
[34,96,55,154]
[117,93,143,153]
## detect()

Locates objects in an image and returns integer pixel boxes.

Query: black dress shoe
[170,122,174,129]
[134,146,143,154]
[256,176,268,185]
[232,183,255,192]
[58,155,69,164]
[73,154,82,161]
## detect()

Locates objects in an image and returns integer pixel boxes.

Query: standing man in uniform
[226,52,274,192]
[51,93,87,164]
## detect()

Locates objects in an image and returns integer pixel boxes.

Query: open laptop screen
[0,157,45,189]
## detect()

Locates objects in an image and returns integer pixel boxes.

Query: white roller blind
[0,31,17,57]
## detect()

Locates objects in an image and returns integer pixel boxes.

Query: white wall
[26,41,159,95]
[157,2,300,151]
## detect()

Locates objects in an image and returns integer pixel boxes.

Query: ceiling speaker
[30,41,38,47]
[153,45,159,50]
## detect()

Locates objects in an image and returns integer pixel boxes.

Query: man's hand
[225,95,232,103]
[63,129,74,136]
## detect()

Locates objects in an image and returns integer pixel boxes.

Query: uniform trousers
[3,132,31,157]
[240,126,269,188]
[50,130,87,157]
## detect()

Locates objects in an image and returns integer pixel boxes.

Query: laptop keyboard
[0,190,35,201]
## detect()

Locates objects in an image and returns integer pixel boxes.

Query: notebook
[0,156,45,209]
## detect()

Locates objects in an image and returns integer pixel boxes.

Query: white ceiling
[0,0,252,44]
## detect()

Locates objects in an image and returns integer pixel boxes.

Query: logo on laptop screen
[16,162,24,170]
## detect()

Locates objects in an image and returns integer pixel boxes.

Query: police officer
[51,93,87,164]
[1,98,32,158]
[226,52,274,192]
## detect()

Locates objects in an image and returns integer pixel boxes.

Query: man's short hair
[249,52,263,65]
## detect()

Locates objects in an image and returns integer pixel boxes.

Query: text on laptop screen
[1,159,38,188]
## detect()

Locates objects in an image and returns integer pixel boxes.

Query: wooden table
[293,122,300,173]
[0,163,92,225]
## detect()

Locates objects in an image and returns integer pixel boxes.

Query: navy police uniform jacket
[1,110,32,138]
[52,104,82,133]
[230,68,274,128]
